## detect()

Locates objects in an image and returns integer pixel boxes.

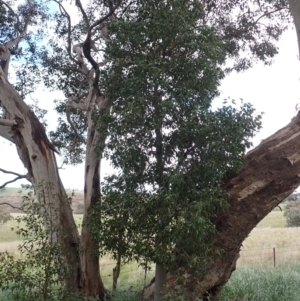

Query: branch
[66,96,86,110]
[0,168,26,177]
[51,0,77,64]
[0,0,35,77]
[65,95,87,152]
[72,43,94,86]
[0,202,24,212]
[0,118,17,126]
[75,0,90,29]
[4,0,35,49]
[82,1,122,93]
[0,175,27,190]
[90,0,122,31]
[253,7,286,26]
[0,0,21,31]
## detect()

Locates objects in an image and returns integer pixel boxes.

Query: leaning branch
[90,0,122,31]
[0,0,21,31]
[52,0,77,64]
[253,7,287,26]
[75,0,90,29]
[0,168,26,177]
[5,0,35,49]
[0,202,24,212]
[0,175,27,190]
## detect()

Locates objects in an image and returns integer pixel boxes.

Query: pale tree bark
[0,1,83,292]
[0,67,82,291]
[68,0,121,297]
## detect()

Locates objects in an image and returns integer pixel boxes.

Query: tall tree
[1,0,299,300]
[98,1,262,299]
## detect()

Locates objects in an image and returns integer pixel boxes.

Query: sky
[0,27,300,191]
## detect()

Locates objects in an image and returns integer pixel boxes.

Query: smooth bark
[80,92,106,298]
[0,67,82,291]
[288,0,300,55]
[154,264,167,301]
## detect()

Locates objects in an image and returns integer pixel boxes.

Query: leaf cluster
[97,0,263,272]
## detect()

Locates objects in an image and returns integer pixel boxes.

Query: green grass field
[1,203,300,300]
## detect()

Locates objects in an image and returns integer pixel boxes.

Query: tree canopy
[0,0,297,300]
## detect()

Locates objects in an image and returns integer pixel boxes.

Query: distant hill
[0,187,84,213]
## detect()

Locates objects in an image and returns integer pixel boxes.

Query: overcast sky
[0,27,299,191]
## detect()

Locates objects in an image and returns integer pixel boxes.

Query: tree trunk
[0,67,82,291]
[144,111,300,300]
[80,92,109,299]
[154,264,167,301]
[288,0,300,55]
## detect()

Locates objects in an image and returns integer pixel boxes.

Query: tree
[0,208,12,224]
[98,1,262,299]
[284,200,300,227]
[0,0,299,300]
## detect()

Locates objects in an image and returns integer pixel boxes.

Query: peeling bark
[0,67,82,292]
[144,112,300,300]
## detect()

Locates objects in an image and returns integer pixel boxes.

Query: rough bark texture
[144,112,300,300]
[0,67,82,291]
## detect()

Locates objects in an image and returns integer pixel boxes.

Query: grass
[219,263,300,301]
[256,210,286,228]
[100,256,155,290]
[0,187,27,196]
[0,206,298,300]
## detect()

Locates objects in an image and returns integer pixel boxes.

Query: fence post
[273,247,276,267]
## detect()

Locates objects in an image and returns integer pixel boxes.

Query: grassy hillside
[0,187,84,213]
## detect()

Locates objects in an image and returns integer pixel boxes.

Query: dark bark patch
[27,109,56,156]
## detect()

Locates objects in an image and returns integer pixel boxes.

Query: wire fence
[98,244,300,289]
[239,244,300,266]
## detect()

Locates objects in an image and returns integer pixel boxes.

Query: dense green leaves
[98,0,263,272]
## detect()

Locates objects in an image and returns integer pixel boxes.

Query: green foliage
[0,188,79,301]
[284,200,300,227]
[0,209,13,224]
[284,191,300,202]
[219,264,300,301]
[98,0,263,276]
[74,203,84,214]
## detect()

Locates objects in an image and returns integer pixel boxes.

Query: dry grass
[1,207,297,272]
[239,215,300,266]
[256,210,286,228]
[0,241,22,255]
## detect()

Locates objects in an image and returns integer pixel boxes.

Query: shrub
[0,209,13,224]
[284,200,300,227]
[74,203,84,214]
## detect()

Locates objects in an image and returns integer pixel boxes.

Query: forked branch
[0,176,27,190]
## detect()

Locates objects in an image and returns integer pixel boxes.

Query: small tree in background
[0,208,12,224]
[284,200,300,227]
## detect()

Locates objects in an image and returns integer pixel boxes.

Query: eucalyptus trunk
[0,67,82,292]
[80,91,107,298]
[144,111,300,300]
